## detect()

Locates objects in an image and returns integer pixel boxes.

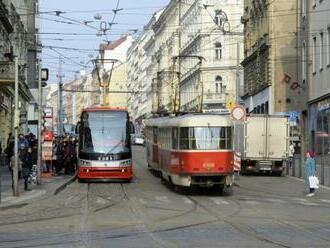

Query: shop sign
[0,93,11,110]
[43,107,53,118]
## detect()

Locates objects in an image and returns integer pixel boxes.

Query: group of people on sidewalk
[3,132,37,191]
[51,135,77,176]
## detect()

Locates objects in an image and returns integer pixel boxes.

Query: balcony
[203,92,226,104]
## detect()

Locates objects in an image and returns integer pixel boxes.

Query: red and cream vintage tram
[145,113,234,191]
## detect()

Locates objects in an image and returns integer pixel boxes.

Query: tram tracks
[183,195,293,248]
[0,186,85,227]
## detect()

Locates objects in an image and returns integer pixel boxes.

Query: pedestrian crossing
[125,195,330,208]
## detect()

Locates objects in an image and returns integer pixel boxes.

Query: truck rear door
[267,116,288,159]
[244,116,266,159]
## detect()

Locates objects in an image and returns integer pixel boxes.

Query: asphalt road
[0,146,329,248]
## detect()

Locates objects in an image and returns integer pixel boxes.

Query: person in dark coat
[62,139,72,175]
[305,150,316,197]
[20,147,32,191]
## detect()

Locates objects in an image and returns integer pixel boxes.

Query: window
[215,75,223,93]
[172,128,178,149]
[214,10,222,27]
[313,37,317,73]
[215,42,222,60]
[320,32,324,70]
[153,127,158,144]
[327,27,330,66]
[313,0,317,8]
[179,127,232,150]
[302,42,306,81]
[301,0,306,17]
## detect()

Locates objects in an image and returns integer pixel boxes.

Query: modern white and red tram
[145,114,234,190]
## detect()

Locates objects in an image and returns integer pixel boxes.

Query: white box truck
[240,115,289,175]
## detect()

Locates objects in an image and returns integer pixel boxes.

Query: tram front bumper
[78,166,133,180]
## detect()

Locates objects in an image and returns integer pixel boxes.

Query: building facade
[127,0,243,123]
[178,0,243,112]
[308,0,330,157]
[0,0,38,150]
[127,9,163,123]
[241,0,304,114]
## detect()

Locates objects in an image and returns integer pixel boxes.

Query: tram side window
[180,128,189,149]
[172,128,178,149]
[179,127,232,150]
[153,127,158,144]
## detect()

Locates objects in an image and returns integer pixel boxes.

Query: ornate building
[0,0,38,149]
[241,0,304,114]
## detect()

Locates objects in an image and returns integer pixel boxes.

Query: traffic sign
[231,105,246,121]
[288,111,298,126]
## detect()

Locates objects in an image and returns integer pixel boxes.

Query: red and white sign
[231,106,246,121]
[43,107,53,118]
[42,141,53,161]
[234,152,241,171]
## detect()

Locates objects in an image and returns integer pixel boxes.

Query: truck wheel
[274,171,283,177]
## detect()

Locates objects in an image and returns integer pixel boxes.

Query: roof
[145,114,232,127]
[99,36,127,51]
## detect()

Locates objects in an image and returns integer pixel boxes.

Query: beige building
[241,0,304,114]
[106,63,128,108]
[128,0,243,116]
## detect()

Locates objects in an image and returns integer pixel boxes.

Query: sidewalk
[0,165,76,209]
[286,156,330,187]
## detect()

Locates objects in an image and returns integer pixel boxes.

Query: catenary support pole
[13,56,19,197]
[37,59,42,184]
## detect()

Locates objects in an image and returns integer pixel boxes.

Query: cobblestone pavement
[0,146,329,248]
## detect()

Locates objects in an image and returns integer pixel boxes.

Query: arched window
[214,10,223,27]
[215,75,223,93]
[215,42,222,60]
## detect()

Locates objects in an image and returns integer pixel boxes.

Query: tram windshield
[179,127,232,150]
[79,111,130,154]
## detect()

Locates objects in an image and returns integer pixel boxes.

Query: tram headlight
[79,159,91,167]
[119,159,131,166]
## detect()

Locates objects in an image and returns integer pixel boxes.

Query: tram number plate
[203,163,215,171]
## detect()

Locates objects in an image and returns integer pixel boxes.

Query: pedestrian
[288,142,295,168]
[305,150,316,197]
[20,147,32,191]
[62,138,72,174]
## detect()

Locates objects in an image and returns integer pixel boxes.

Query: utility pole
[236,42,240,104]
[177,0,182,113]
[37,59,42,185]
[13,56,19,197]
[57,57,64,136]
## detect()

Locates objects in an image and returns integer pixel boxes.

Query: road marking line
[139,198,147,205]
[155,196,170,203]
[183,198,193,204]
[96,197,108,205]
[210,198,230,205]
[245,200,259,205]
[293,198,308,202]
[299,202,320,206]
[266,198,285,203]
[64,196,74,206]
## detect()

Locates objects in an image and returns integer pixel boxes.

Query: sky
[39,0,170,83]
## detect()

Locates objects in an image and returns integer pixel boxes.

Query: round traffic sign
[231,106,246,121]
